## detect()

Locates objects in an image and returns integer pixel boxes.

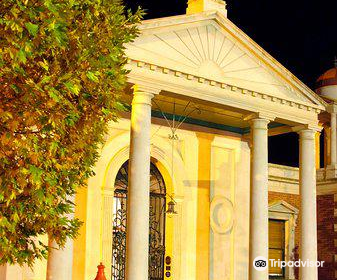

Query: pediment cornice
[128,58,322,114]
[128,11,326,112]
[126,11,328,127]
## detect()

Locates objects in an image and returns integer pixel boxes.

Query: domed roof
[316,67,337,88]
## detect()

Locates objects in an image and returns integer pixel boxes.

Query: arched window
[112,160,166,280]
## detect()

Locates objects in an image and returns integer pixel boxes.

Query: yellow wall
[8,117,251,280]
[7,117,251,280]
[73,186,88,280]
[196,133,214,280]
[156,160,175,280]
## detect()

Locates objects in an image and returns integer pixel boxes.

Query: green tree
[0,0,142,266]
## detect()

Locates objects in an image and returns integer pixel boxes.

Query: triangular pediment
[126,12,325,109]
[269,200,299,215]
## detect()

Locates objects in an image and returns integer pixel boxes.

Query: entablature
[127,59,322,127]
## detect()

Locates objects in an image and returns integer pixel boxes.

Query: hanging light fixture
[166,194,178,216]
[153,99,201,217]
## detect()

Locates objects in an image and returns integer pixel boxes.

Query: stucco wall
[3,119,336,280]
[84,117,251,280]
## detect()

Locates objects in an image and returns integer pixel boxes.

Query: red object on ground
[94,263,107,280]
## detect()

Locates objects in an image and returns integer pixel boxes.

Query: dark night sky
[124,0,337,167]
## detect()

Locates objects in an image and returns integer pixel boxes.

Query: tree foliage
[0,0,142,265]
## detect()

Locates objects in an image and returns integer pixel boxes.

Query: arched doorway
[111,160,167,280]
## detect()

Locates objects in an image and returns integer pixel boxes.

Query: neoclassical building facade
[2,1,337,280]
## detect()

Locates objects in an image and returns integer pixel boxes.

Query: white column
[46,196,75,280]
[125,85,158,280]
[330,112,336,166]
[298,129,318,280]
[249,118,270,280]
[0,265,22,280]
[46,239,73,280]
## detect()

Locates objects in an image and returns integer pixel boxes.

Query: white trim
[269,201,299,280]
[128,67,321,127]
[95,129,190,279]
[136,11,326,110]
[128,59,322,113]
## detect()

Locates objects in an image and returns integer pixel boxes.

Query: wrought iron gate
[112,161,166,280]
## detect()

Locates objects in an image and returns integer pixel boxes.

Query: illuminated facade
[2,1,337,280]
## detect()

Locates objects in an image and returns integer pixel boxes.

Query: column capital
[327,104,337,114]
[244,112,275,122]
[248,118,270,130]
[131,84,160,106]
[292,124,322,133]
[298,129,316,140]
[132,84,161,95]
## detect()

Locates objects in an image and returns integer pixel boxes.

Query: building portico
[119,1,325,279]
[3,1,336,280]
[48,1,326,279]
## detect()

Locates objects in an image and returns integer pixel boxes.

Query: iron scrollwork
[112,161,166,280]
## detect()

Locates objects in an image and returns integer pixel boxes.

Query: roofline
[138,11,327,110]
